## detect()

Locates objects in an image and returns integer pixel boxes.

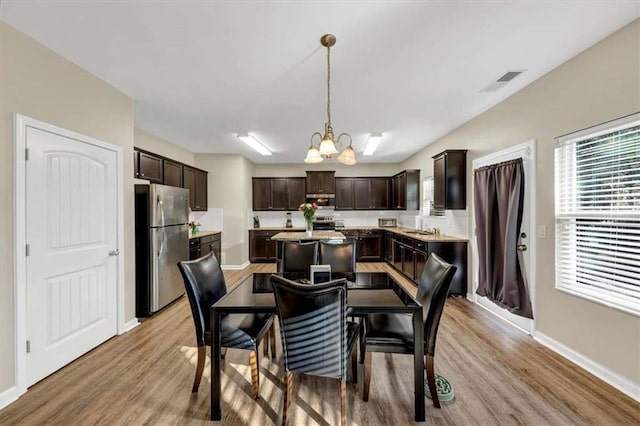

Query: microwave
[306,194,335,210]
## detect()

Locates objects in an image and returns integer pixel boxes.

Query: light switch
[538,225,547,239]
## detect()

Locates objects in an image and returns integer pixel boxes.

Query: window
[422,177,443,217]
[554,113,640,316]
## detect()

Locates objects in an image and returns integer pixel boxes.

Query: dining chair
[177,252,275,398]
[318,240,356,274]
[361,253,456,407]
[270,274,360,426]
[279,241,318,273]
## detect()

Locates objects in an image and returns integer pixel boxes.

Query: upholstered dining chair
[270,275,360,426]
[318,240,356,274]
[279,241,318,273]
[361,253,456,407]
[177,252,275,398]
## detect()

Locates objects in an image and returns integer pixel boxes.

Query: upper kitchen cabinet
[306,171,335,194]
[392,169,420,210]
[137,151,163,183]
[163,159,183,188]
[433,150,467,210]
[354,178,391,210]
[335,178,355,210]
[252,178,305,211]
[184,166,208,211]
[286,177,306,210]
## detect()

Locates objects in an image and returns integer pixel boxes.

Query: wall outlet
[538,225,547,239]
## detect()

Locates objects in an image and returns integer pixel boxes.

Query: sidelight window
[554,113,640,316]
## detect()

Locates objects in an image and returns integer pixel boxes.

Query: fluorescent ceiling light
[237,133,272,156]
[363,133,384,156]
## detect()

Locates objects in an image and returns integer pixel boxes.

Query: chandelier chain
[326,45,331,125]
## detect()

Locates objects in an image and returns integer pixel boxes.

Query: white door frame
[471,139,537,335]
[13,114,126,397]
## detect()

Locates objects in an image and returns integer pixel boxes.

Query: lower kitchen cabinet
[358,229,384,261]
[249,230,278,263]
[189,233,222,262]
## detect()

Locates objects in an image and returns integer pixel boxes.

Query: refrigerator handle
[157,227,165,258]
[157,195,166,228]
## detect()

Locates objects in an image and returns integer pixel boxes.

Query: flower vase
[191,226,199,236]
[305,221,313,238]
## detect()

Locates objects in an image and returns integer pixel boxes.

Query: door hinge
[26,340,31,353]
[26,244,30,256]
[25,148,29,161]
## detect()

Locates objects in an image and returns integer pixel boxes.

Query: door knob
[517,244,527,251]
[109,249,120,256]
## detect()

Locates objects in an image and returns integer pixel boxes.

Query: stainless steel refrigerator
[135,184,189,317]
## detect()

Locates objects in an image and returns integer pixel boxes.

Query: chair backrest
[318,240,356,274]
[177,252,227,346]
[280,241,318,273]
[270,274,349,380]
[416,253,457,356]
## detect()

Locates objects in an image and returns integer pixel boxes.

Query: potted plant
[298,203,318,237]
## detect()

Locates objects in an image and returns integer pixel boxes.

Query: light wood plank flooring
[1,263,638,425]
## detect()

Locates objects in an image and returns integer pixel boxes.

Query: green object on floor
[425,373,455,403]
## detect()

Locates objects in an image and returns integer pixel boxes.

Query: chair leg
[340,379,347,426]
[250,350,260,400]
[351,345,358,384]
[282,371,293,426]
[192,345,206,392]
[363,351,372,401]
[425,355,440,408]
[269,323,277,359]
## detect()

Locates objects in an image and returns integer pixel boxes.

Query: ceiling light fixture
[237,133,272,156]
[363,133,384,156]
[304,34,356,166]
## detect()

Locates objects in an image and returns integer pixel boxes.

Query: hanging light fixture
[304,34,356,165]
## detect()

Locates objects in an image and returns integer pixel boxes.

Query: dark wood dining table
[210,272,426,421]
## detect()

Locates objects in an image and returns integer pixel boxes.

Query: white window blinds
[554,113,640,316]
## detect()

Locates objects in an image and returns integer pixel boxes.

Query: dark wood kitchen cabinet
[138,151,163,183]
[249,230,278,263]
[371,178,391,209]
[252,178,305,211]
[335,178,355,210]
[433,150,467,210]
[357,229,384,261]
[189,233,221,262]
[163,159,183,188]
[184,166,208,211]
[336,177,390,210]
[392,170,420,210]
[286,178,306,210]
[306,171,335,194]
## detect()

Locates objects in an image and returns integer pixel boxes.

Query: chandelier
[304,34,356,165]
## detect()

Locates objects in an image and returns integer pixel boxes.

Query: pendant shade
[304,146,323,163]
[337,145,357,165]
[318,138,339,157]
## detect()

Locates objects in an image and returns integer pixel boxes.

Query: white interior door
[26,126,119,386]
[472,141,536,334]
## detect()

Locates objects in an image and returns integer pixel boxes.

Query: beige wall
[0,21,136,393]
[134,128,195,166]
[195,154,254,265]
[402,20,640,384]
[253,162,403,178]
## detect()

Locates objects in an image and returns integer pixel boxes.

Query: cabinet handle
[141,173,145,177]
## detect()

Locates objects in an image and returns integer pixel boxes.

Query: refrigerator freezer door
[150,224,189,312]
[149,184,190,227]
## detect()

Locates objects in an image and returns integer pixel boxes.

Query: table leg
[211,310,222,420]
[413,309,425,422]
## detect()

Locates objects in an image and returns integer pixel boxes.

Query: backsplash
[397,210,470,239]
[191,208,223,231]
[249,210,402,228]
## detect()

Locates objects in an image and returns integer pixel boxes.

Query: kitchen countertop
[189,230,222,240]
[271,231,346,241]
[250,226,467,242]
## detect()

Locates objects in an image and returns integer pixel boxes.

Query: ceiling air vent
[481,70,526,92]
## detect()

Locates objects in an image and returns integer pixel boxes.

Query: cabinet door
[183,166,197,210]
[354,178,372,209]
[371,178,390,209]
[200,238,212,257]
[402,244,413,277]
[414,250,427,283]
[306,171,335,194]
[138,152,163,183]
[385,235,393,262]
[335,178,354,209]
[286,178,306,210]
[212,237,222,264]
[433,155,446,210]
[252,179,271,210]
[360,234,383,261]
[271,179,287,210]
[194,170,208,211]
[393,240,403,271]
[163,159,183,187]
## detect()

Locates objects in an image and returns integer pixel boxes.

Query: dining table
[209,271,426,422]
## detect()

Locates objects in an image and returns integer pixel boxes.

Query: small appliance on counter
[285,212,292,228]
[334,220,345,230]
[378,218,397,227]
[253,215,260,228]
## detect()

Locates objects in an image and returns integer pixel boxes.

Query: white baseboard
[534,332,640,402]
[0,385,19,410]
[222,261,250,271]
[120,318,139,334]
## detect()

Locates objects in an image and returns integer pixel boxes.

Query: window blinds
[554,114,640,316]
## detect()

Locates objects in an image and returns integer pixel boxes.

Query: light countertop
[189,230,221,240]
[271,231,346,241]
[250,226,467,242]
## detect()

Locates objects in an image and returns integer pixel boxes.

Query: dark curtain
[474,158,533,319]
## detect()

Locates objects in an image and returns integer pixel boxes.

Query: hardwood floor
[1,263,637,425]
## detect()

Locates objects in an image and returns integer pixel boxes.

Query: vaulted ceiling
[1,1,638,163]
